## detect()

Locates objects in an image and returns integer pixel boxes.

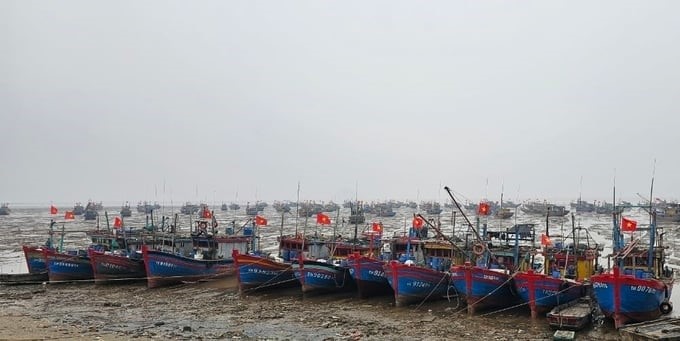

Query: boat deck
[619,317,680,341]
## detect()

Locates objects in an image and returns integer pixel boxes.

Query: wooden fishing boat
[347,253,391,298]
[591,205,674,328]
[618,317,680,341]
[0,203,10,215]
[120,202,132,217]
[514,221,600,318]
[143,214,251,288]
[233,251,298,292]
[89,248,146,284]
[294,257,356,295]
[22,245,49,274]
[384,220,464,306]
[445,187,525,314]
[546,297,593,330]
[43,247,94,283]
[0,271,48,285]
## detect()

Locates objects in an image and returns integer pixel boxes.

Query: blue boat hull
[44,249,93,283]
[23,245,47,273]
[592,268,673,328]
[234,252,298,291]
[450,264,516,314]
[384,261,451,306]
[514,271,585,317]
[143,247,235,288]
[293,260,355,294]
[347,255,391,298]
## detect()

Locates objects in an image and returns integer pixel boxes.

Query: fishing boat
[44,247,95,283]
[120,202,132,217]
[348,201,365,225]
[293,234,373,295]
[233,250,299,292]
[83,202,98,220]
[143,211,251,288]
[0,203,10,215]
[521,201,569,217]
[446,187,526,314]
[0,271,48,285]
[136,201,155,214]
[23,245,50,274]
[494,207,514,220]
[228,203,240,211]
[346,228,391,298]
[73,202,85,215]
[88,224,149,284]
[89,248,145,284]
[180,202,200,215]
[233,219,310,293]
[618,317,680,340]
[383,217,465,306]
[514,219,600,318]
[546,297,594,331]
[591,206,674,328]
[220,203,228,211]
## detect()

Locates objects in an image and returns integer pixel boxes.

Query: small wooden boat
[619,317,680,341]
[546,297,593,330]
[0,271,48,285]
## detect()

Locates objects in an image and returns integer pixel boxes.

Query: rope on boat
[476,281,582,318]
[412,273,451,311]
[238,257,296,293]
[450,271,519,315]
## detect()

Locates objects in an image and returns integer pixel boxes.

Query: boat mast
[647,160,657,272]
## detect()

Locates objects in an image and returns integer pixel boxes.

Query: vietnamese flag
[113,216,122,229]
[540,234,552,246]
[621,217,637,232]
[316,212,331,225]
[64,211,75,220]
[412,216,424,229]
[50,205,58,215]
[255,215,268,226]
[372,222,383,233]
[201,209,212,219]
[478,202,490,216]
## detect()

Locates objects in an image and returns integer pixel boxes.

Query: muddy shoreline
[0,277,625,340]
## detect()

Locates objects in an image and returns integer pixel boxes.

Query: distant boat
[0,203,10,215]
[521,201,569,217]
[120,202,132,217]
[228,203,240,211]
[180,202,200,215]
[136,201,155,214]
[73,202,85,215]
[83,202,98,221]
[220,203,228,211]
[348,201,365,225]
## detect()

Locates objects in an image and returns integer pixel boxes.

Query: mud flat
[0,278,623,340]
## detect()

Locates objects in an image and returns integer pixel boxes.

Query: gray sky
[2,1,679,205]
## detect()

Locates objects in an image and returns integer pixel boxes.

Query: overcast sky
[2,1,679,206]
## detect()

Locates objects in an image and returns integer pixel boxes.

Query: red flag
[316,212,331,225]
[478,202,490,216]
[64,211,75,220]
[372,222,383,233]
[540,234,552,246]
[412,216,424,229]
[621,217,637,232]
[255,215,267,226]
[113,216,122,228]
[50,205,58,215]
[201,209,212,219]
